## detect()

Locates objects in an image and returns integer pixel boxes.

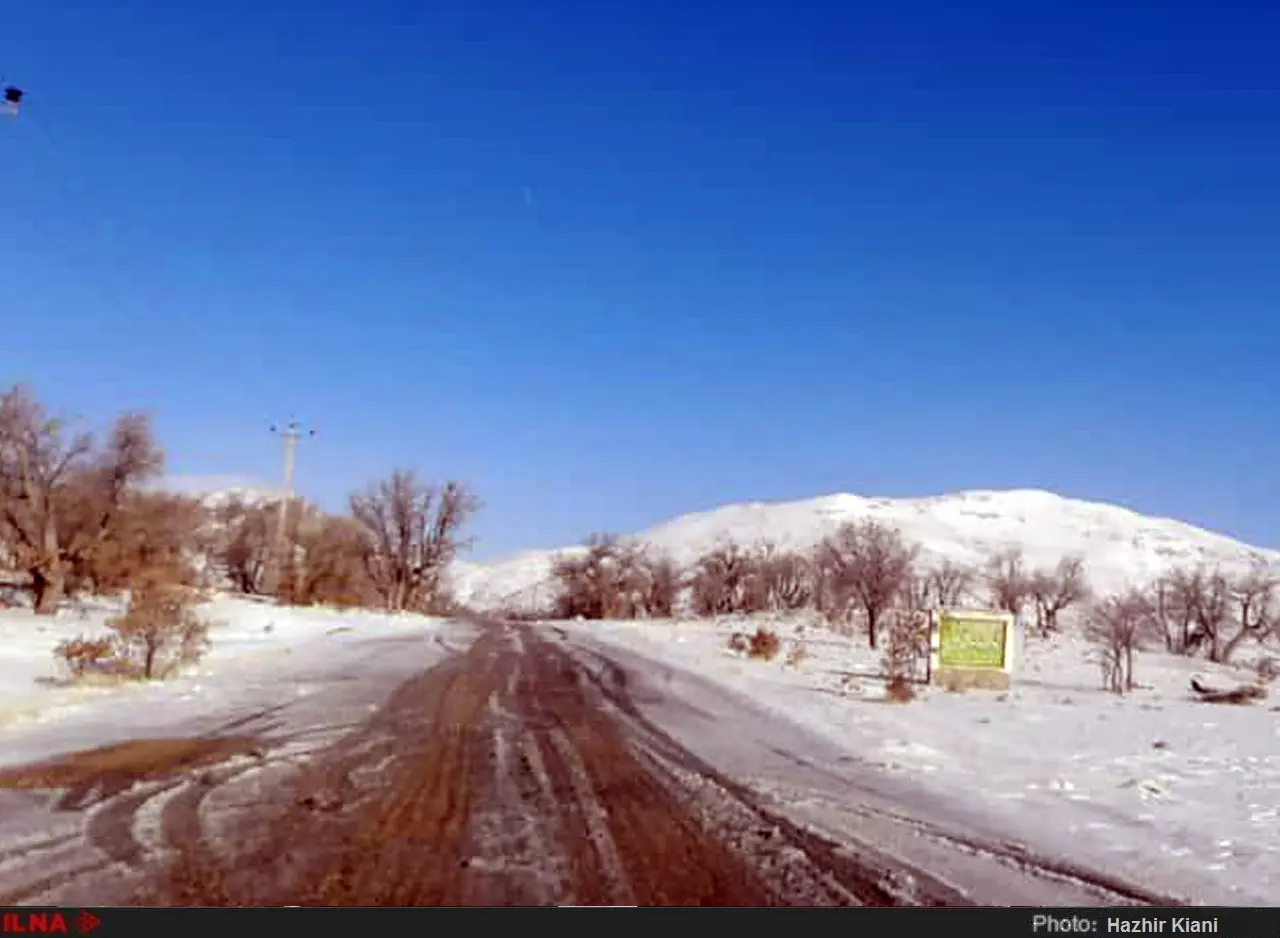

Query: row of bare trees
[1087,564,1278,693]
[549,519,1279,669]
[0,384,480,618]
[550,520,1096,648]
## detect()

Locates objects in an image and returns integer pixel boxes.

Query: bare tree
[985,547,1032,618]
[1220,561,1276,664]
[1187,568,1232,661]
[757,544,816,612]
[73,491,205,595]
[208,495,275,594]
[927,560,974,608]
[550,529,634,619]
[0,386,164,613]
[1027,554,1091,636]
[636,550,681,618]
[349,471,479,613]
[1150,567,1201,655]
[1085,590,1156,695]
[817,520,917,649]
[280,507,373,608]
[690,541,768,617]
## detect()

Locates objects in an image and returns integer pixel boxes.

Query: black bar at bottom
[2,906,1275,937]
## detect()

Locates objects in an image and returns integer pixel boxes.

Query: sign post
[929,609,1016,691]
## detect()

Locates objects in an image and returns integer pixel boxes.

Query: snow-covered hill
[450,489,1280,613]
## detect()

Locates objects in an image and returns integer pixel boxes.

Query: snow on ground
[452,489,1280,613]
[0,595,466,770]
[564,614,1280,905]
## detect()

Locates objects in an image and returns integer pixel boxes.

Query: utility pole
[266,419,315,595]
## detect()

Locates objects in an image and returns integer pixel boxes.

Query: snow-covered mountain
[449,489,1280,613]
[155,476,284,509]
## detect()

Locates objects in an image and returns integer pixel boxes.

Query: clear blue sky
[2,0,1278,560]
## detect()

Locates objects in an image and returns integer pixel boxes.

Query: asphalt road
[0,620,1176,907]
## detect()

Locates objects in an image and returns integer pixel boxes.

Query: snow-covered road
[0,600,1273,906]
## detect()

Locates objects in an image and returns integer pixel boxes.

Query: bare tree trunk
[1218,626,1254,665]
[867,608,880,649]
[31,563,66,615]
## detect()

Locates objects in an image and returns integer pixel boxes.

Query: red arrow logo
[76,912,100,934]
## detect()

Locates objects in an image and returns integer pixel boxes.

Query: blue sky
[2,0,1277,560]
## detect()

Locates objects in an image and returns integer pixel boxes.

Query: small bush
[727,632,750,654]
[880,607,925,686]
[784,643,807,668]
[748,626,781,660]
[885,675,916,703]
[54,636,116,679]
[106,583,210,680]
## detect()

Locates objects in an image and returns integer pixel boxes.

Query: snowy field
[562,614,1280,906]
[0,596,471,771]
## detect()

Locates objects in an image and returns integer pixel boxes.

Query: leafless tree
[1150,567,1202,655]
[0,385,164,613]
[817,520,917,649]
[1027,554,1091,636]
[1187,568,1232,661]
[73,491,205,595]
[1085,590,1156,695]
[901,569,932,615]
[634,549,681,618]
[927,559,974,608]
[690,540,768,616]
[757,544,816,612]
[552,534,613,619]
[210,496,275,595]
[1220,561,1276,664]
[985,547,1032,618]
[349,471,479,613]
[280,507,373,608]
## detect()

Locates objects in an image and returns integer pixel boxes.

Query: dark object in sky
[2,86,22,115]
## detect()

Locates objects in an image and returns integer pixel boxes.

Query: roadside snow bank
[0,595,456,763]
[567,615,1280,905]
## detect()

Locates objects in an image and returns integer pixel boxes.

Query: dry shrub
[880,607,925,693]
[784,643,807,668]
[747,626,780,660]
[885,675,916,703]
[107,582,209,679]
[53,580,210,683]
[727,632,750,654]
[53,636,115,679]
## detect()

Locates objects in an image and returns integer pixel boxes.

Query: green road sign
[937,612,1008,669]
